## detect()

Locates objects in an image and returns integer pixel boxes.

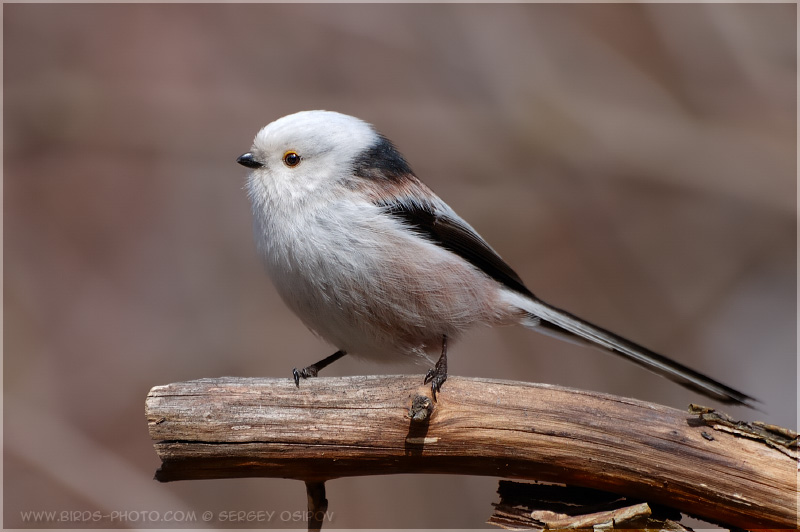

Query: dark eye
[283,151,301,167]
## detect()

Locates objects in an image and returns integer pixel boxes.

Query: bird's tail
[508,293,757,408]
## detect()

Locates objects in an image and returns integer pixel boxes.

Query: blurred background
[4,3,796,529]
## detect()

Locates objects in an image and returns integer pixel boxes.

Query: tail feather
[519,297,757,408]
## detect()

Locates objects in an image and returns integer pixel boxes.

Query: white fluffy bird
[237,110,754,407]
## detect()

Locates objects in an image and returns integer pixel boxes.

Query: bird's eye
[283,151,301,168]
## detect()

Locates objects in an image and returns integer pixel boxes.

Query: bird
[236,110,755,407]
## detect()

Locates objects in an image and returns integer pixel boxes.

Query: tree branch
[145,375,797,529]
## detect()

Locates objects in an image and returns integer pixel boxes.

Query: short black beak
[237,153,263,169]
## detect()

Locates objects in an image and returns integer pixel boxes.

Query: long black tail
[520,296,757,407]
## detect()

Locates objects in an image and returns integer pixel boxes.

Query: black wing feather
[380,200,534,298]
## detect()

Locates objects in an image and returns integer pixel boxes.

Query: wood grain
[146,375,797,529]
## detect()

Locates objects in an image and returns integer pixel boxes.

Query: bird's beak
[237,153,263,169]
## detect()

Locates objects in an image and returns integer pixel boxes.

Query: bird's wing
[368,180,534,299]
[350,134,533,297]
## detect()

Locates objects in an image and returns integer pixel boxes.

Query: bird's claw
[424,365,447,401]
[292,366,318,387]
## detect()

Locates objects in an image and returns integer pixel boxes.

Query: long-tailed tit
[237,110,755,407]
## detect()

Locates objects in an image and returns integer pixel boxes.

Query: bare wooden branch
[146,376,797,530]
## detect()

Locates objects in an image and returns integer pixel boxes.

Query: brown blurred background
[4,3,796,529]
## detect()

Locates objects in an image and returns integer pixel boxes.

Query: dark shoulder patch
[379,200,534,298]
[352,135,414,181]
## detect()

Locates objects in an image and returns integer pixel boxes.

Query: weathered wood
[146,375,797,529]
[488,481,689,530]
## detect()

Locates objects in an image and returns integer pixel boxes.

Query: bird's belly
[262,212,513,361]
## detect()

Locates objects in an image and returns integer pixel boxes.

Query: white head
[238,110,415,205]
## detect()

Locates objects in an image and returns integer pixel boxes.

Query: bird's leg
[424,335,448,400]
[293,350,347,387]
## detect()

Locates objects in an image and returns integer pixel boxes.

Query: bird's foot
[292,366,318,387]
[423,336,448,400]
[292,350,348,387]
